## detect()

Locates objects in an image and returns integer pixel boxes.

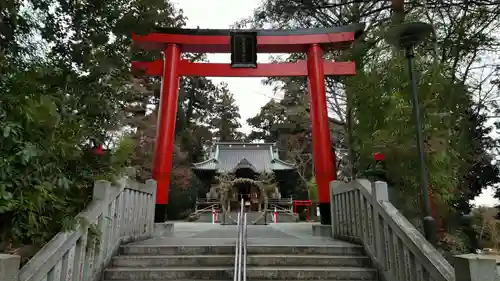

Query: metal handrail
[233,199,245,281]
[267,204,298,217]
[191,203,219,215]
[242,211,248,281]
[233,211,241,281]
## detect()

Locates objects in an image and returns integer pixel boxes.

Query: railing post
[0,254,20,281]
[454,254,499,281]
[146,179,157,235]
[330,180,343,238]
[93,180,112,275]
[372,181,389,268]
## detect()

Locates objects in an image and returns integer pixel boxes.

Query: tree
[246,77,350,197]
[246,82,315,200]
[247,99,287,143]
[210,83,244,142]
[287,133,313,186]
[242,0,500,249]
[0,59,135,255]
[175,69,224,162]
[129,61,220,165]
[472,207,500,251]
[0,0,188,258]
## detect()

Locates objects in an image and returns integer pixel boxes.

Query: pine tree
[210,83,244,141]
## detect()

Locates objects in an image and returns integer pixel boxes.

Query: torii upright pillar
[153,44,181,221]
[131,25,362,224]
[307,44,336,224]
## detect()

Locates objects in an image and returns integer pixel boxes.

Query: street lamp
[386,22,437,246]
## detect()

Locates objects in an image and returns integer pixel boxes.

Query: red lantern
[373,152,384,161]
[94,144,104,156]
[90,139,104,156]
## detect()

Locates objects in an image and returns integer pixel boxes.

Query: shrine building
[192,142,296,212]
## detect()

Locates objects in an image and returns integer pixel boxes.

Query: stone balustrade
[0,170,156,281]
[330,179,499,281]
[1,176,498,281]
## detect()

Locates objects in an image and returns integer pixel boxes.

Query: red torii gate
[131,26,362,224]
[293,200,312,222]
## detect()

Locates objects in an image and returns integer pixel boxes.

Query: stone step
[112,254,371,267]
[112,255,235,267]
[245,266,377,280]
[221,212,298,224]
[104,267,233,280]
[120,244,364,256]
[247,255,371,267]
[120,245,235,255]
[103,279,378,281]
[104,266,377,280]
[246,245,365,256]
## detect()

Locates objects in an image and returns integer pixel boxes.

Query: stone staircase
[244,243,377,280]
[105,242,235,280]
[14,179,498,281]
[103,238,378,280]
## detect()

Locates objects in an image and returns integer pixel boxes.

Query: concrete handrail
[331,180,454,281]
[1,169,157,281]
[330,179,500,281]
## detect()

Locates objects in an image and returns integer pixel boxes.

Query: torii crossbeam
[131,25,363,224]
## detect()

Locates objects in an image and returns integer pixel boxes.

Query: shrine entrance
[132,26,362,224]
[231,179,261,212]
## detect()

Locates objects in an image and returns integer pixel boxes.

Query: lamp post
[386,22,437,246]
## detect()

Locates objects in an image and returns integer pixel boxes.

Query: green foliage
[246,81,312,196]
[0,86,134,246]
[307,177,318,202]
[166,147,203,220]
[244,0,500,252]
[127,78,243,220]
[0,0,184,254]
[349,57,466,212]
[1,0,498,259]
[210,83,244,142]
[471,207,500,250]
[439,231,471,261]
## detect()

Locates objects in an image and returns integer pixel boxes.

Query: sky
[174,0,278,134]
[174,0,499,208]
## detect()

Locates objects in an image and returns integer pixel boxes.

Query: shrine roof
[192,142,295,173]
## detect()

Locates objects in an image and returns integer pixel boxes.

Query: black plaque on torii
[230,31,258,68]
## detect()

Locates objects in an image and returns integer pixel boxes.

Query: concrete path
[130,222,355,247]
